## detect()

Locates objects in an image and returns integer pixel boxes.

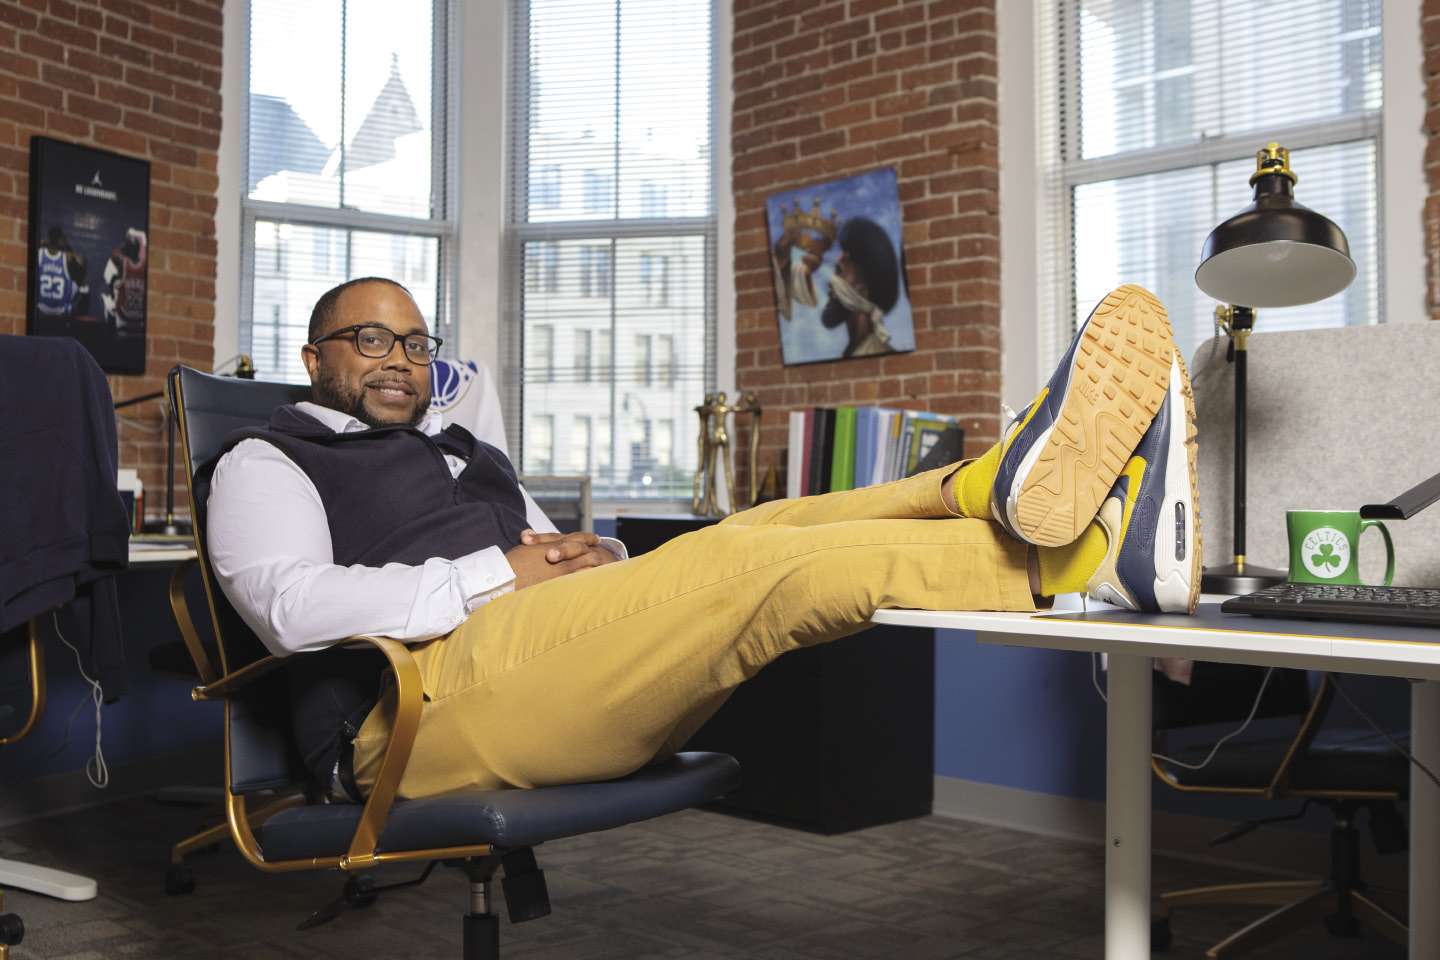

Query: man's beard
[314,369,430,429]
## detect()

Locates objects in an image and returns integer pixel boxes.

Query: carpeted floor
[0,798,1408,959]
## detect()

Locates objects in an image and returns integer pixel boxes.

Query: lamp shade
[1195,144,1355,309]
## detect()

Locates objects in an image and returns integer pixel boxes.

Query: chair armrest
[194,633,421,870]
[190,654,289,701]
[168,559,219,685]
[338,635,423,869]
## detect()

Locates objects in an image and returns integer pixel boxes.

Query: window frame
[501,0,720,503]
[1040,0,1385,368]
[237,0,460,378]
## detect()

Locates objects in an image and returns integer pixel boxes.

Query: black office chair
[1149,663,1408,957]
[0,622,44,960]
[165,364,740,958]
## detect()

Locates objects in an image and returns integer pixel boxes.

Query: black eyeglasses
[310,324,444,365]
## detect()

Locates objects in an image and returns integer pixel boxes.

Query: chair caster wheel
[165,864,196,896]
[343,875,377,909]
[1324,911,1359,938]
[1151,915,1172,952]
[0,912,23,947]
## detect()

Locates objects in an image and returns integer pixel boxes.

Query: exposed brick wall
[0,0,221,516]
[1426,1,1440,316]
[731,0,1000,496]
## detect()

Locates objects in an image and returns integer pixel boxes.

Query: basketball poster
[27,136,150,375]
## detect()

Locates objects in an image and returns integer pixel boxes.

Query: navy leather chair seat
[1159,728,1409,793]
[257,752,741,860]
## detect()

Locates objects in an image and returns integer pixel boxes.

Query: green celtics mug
[1286,510,1395,586]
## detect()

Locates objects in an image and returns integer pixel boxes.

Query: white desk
[874,599,1440,960]
[128,541,197,565]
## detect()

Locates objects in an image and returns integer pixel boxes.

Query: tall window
[507,0,715,498]
[527,241,558,294]
[530,324,554,382]
[1041,0,1382,366]
[596,332,612,380]
[243,0,454,383]
[573,328,592,382]
[528,415,554,473]
[579,244,612,298]
[571,414,592,472]
[634,333,652,386]
[596,416,612,472]
[656,333,674,386]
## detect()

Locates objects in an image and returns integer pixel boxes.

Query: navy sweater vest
[219,404,530,796]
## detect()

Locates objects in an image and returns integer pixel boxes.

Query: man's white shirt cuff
[456,545,517,613]
[598,536,628,562]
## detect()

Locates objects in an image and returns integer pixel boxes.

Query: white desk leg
[1106,653,1152,960]
[0,859,96,901]
[1413,679,1440,957]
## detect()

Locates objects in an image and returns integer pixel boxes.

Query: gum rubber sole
[1176,351,1202,614]
[1014,284,1176,547]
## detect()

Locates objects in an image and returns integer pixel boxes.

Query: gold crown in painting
[780,199,839,244]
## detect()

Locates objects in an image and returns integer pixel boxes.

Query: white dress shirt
[207,401,626,658]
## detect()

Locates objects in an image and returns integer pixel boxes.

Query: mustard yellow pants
[352,464,1036,800]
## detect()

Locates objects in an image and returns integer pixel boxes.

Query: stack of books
[786,407,965,499]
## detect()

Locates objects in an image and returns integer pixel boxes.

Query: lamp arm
[1361,471,1440,520]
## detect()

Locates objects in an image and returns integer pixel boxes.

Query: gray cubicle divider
[1191,322,1440,588]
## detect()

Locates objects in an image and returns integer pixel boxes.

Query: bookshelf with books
[785,406,965,499]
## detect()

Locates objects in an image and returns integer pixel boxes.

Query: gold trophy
[693,391,763,516]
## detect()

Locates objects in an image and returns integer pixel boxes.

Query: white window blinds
[1038,0,1382,366]
[506,0,716,499]
[243,0,454,383]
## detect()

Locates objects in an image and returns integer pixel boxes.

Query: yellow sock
[951,441,1002,518]
[1037,521,1109,596]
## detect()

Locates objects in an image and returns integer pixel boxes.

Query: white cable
[1091,650,1107,704]
[1153,668,1275,771]
[1089,648,1277,773]
[49,612,109,789]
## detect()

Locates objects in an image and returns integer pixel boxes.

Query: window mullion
[242,198,455,236]
[1062,112,1380,188]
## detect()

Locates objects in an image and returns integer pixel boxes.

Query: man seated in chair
[207,277,1201,802]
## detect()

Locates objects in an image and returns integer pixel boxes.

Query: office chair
[165,364,740,958]
[1149,663,1409,957]
[157,360,591,889]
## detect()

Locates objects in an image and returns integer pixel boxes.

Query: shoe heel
[1014,284,1175,547]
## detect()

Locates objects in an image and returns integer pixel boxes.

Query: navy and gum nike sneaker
[991,283,1176,547]
[1086,351,1201,614]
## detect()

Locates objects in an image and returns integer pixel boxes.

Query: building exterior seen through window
[1056,0,1381,365]
[509,0,715,500]
[244,0,452,384]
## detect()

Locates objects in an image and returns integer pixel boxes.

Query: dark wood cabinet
[615,515,935,834]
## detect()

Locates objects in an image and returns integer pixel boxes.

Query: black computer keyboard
[1222,582,1440,628]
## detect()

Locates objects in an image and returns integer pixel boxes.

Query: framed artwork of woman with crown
[765,167,914,366]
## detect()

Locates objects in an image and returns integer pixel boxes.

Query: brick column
[731,0,1001,496]
[0,0,222,512]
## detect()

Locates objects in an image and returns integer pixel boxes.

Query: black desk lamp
[115,354,255,537]
[1195,142,1357,594]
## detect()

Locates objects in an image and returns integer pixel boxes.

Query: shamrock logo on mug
[1300,527,1351,580]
